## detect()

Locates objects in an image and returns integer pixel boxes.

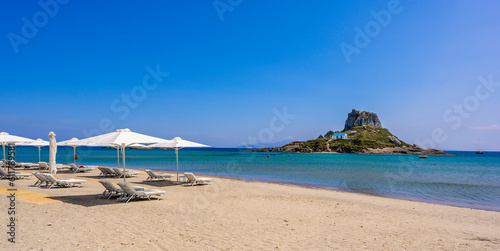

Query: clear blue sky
[1,0,499,150]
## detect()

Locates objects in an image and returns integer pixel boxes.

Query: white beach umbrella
[127,143,145,148]
[148,137,210,183]
[0,132,35,168]
[18,138,49,163]
[75,129,168,181]
[58,137,95,164]
[48,132,57,175]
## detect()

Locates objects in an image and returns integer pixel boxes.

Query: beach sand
[1,168,499,250]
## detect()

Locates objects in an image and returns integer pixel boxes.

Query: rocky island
[252,109,448,155]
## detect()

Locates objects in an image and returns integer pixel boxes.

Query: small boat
[419,155,428,159]
[476,151,484,154]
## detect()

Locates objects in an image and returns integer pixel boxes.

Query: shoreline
[39,163,499,212]
[2,166,500,250]
[161,171,500,212]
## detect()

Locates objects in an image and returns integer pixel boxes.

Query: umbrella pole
[122,145,126,182]
[117,147,120,167]
[176,147,179,182]
[38,146,41,163]
[73,147,76,164]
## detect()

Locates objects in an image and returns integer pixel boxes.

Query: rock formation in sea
[249,109,448,155]
[344,109,382,131]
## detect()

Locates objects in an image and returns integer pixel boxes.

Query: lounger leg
[125,195,135,203]
[116,194,122,201]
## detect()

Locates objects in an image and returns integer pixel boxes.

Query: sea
[10,146,500,211]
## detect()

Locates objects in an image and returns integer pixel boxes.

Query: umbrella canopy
[18,138,49,163]
[0,132,35,168]
[48,132,57,175]
[148,137,210,182]
[58,138,95,164]
[75,128,168,181]
[127,143,145,148]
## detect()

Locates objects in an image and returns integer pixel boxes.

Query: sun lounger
[117,181,166,203]
[0,167,32,180]
[69,164,96,174]
[42,173,86,189]
[19,162,39,169]
[7,160,21,167]
[145,169,172,182]
[112,167,140,178]
[38,162,49,170]
[57,164,71,171]
[98,167,118,177]
[38,162,66,170]
[98,167,107,176]
[7,160,23,167]
[13,161,38,168]
[32,172,50,187]
[98,180,144,200]
[184,172,213,186]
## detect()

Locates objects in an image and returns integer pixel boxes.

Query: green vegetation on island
[251,109,447,155]
[283,125,411,153]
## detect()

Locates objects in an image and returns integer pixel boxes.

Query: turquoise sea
[11,146,500,211]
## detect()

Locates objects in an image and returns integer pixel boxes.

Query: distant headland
[251,109,448,155]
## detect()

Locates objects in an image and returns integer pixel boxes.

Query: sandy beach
[1,168,499,250]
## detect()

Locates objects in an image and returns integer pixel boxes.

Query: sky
[1,0,499,150]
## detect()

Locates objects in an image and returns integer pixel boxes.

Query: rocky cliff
[250,109,447,155]
[344,109,382,131]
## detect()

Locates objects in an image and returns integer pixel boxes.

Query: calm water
[11,146,500,211]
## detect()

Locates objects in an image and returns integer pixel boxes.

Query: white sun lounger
[98,180,144,200]
[38,162,66,170]
[38,162,49,170]
[42,174,86,189]
[69,164,96,174]
[117,181,166,203]
[98,167,118,177]
[145,169,172,182]
[112,167,140,178]
[98,167,108,176]
[184,172,213,186]
[32,172,50,187]
[0,167,32,180]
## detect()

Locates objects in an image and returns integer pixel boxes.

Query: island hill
[252,109,448,155]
